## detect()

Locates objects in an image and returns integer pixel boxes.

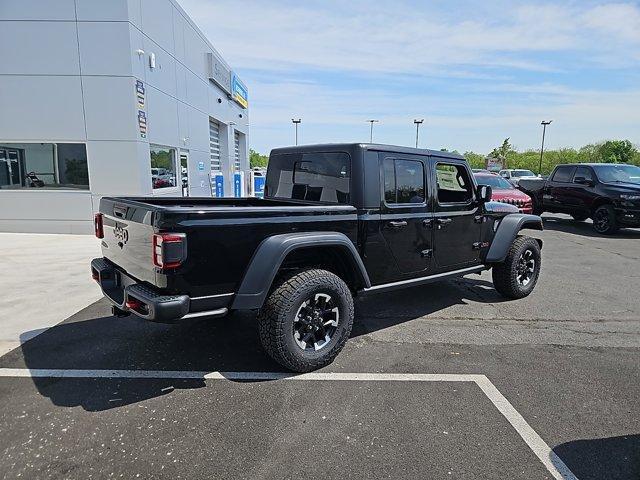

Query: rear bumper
[91,258,230,323]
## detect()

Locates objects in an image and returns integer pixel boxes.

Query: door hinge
[472,241,489,250]
[420,249,433,258]
[474,215,484,223]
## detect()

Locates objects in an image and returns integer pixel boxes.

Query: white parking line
[0,369,577,480]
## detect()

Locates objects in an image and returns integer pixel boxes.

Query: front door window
[433,162,481,270]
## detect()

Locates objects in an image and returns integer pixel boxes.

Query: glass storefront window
[0,143,89,190]
[150,145,177,190]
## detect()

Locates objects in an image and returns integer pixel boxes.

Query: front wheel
[257,269,354,372]
[492,236,542,299]
[592,205,618,235]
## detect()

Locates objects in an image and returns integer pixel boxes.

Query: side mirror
[477,185,492,203]
[574,176,593,186]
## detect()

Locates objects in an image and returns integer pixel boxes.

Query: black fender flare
[231,232,371,310]
[485,214,543,263]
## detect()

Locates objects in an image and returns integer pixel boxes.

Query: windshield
[475,175,513,189]
[512,170,535,177]
[592,164,640,185]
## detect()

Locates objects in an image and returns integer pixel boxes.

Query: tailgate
[99,197,158,286]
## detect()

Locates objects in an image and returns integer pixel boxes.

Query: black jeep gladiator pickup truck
[519,163,640,234]
[92,144,543,372]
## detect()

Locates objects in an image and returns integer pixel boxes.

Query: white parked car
[499,169,539,186]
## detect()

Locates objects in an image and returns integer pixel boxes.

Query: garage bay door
[209,120,221,172]
[234,131,240,171]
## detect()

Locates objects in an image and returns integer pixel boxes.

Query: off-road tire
[571,212,589,221]
[592,205,618,235]
[257,268,354,372]
[492,236,541,299]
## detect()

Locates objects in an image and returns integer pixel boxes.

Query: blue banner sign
[214,173,224,197]
[254,176,265,199]
[231,73,248,109]
[233,172,242,197]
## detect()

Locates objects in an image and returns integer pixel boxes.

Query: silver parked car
[498,169,539,186]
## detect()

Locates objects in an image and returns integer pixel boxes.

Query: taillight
[152,233,186,270]
[94,213,104,239]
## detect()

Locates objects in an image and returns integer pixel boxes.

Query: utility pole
[292,118,301,145]
[539,120,552,175]
[413,119,424,148]
[367,119,379,143]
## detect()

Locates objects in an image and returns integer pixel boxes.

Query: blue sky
[180,0,640,155]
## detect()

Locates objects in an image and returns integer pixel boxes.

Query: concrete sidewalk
[0,233,101,355]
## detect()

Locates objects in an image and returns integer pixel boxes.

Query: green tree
[489,138,514,168]
[463,151,485,169]
[597,140,636,163]
[249,149,268,168]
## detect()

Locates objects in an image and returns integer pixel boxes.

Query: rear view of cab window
[265,152,351,204]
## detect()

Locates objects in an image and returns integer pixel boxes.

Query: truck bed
[98,196,358,297]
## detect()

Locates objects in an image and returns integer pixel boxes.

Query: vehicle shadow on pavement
[10,275,505,411]
[351,276,507,337]
[553,434,640,480]
[542,216,640,239]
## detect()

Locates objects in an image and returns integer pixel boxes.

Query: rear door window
[551,166,576,183]
[383,158,425,204]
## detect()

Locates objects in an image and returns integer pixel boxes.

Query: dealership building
[0,0,250,234]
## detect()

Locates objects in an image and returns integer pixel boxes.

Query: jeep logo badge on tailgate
[114,224,129,247]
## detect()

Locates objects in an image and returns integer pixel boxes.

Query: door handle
[388,220,408,229]
[436,218,452,229]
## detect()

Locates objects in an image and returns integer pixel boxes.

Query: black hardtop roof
[270,143,466,161]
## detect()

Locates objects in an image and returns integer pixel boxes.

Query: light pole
[367,119,379,143]
[413,119,424,148]
[539,120,552,175]
[292,118,301,145]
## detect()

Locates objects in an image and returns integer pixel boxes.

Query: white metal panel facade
[0,0,249,233]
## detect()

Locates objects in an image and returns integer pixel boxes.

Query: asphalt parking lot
[0,213,638,479]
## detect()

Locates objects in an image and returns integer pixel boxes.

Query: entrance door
[433,161,482,271]
[0,148,23,187]
[180,151,189,197]
[380,154,433,276]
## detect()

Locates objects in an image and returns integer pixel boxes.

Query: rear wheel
[592,205,618,235]
[492,236,541,299]
[257,268,354,372]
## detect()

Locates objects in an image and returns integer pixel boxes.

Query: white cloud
[179,0,640,153]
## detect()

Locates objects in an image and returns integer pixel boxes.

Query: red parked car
[474,172,533,213]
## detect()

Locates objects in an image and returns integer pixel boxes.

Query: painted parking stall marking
[0,368,578,480]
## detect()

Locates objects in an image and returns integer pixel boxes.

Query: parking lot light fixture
[414,119,424,148]
[292,119,301,145]
[539,120,552,175]
[367,119,379,143]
